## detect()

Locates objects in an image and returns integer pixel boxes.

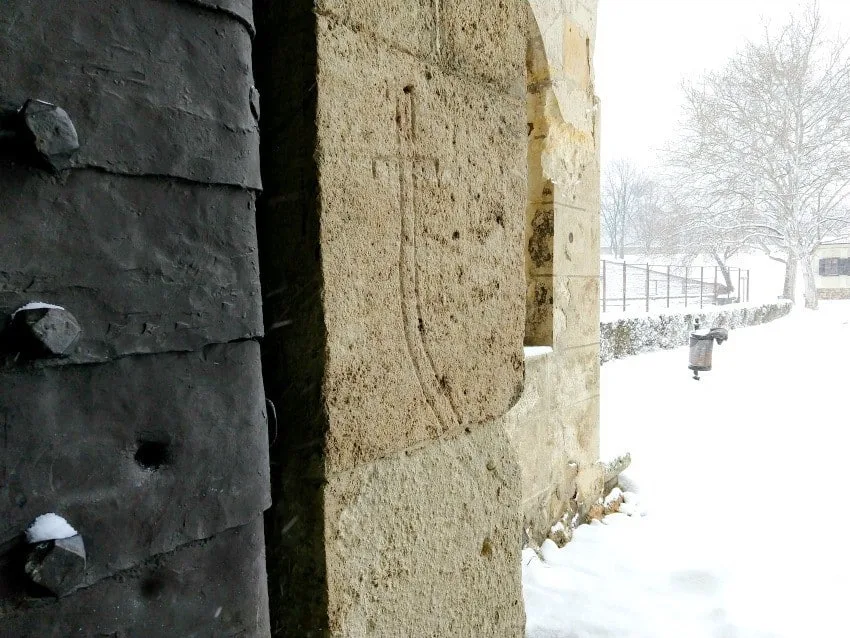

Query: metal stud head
[25,534,87,598]
[12,305,82,357]
[20,99,80,171]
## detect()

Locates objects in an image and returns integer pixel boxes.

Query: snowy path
[524,302,850,638]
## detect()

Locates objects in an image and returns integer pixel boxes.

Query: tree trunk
[801,255,819,310]
[781,255,797,299]
[712,254,735,297]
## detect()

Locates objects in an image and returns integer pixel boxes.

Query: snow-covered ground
[524,301,850,638]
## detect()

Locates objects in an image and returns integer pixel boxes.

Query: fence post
[747,269,750,302]
[737,268,742,303]
[601,260,607,313]
[714,266,718,304]
[700,266,704,309]
[645,264,650,312]
[666,265,671,308]
[684,265,688,307]
[622,262,627,311]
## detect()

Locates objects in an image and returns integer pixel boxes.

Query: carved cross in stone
[374,86,458,433]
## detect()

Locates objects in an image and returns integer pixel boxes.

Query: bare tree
[666,4,850,308]
[629,179,676,258]
[662,184,762,296]
[601,159,644,259]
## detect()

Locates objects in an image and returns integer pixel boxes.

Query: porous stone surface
[599,300,793,363]
[506,0,603,544]
[316,14,526,471]
[256,0,531,634]
[817,288,850,299]
[324,419,524,637]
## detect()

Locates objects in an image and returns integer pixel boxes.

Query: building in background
[814,241,850,299]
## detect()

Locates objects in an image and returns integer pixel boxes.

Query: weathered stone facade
[817,288,850,299]
[1,1,601,635]
[256,1,530,634]
[508,0,603,543]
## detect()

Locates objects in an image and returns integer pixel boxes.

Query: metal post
[645,264,650,312]
[737,268,742,303]
[714,266,718,304]
[747,269,750,302]
[666,265,671,308]
[601,260,607,313]
[622,262,627,311]
[684,266,689,307]
[700,266,704,309]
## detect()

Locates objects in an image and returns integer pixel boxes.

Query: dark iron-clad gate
[0,1,271,634]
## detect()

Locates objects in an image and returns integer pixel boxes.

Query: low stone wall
[600,300,793,363]
[817,288,850,300]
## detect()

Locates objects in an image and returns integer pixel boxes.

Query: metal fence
[600,261,750,313]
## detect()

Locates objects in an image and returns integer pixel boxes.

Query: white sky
[595,0,850,169]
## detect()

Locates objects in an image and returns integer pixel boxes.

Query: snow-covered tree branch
[664,3,850,309]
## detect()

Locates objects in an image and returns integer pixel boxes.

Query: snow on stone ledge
[25,513,78,543]
[600,299,792,363]
[524,346,554,359]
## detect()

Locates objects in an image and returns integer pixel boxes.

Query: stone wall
[0,1,270,635]
[504,0,602,544]
[256,1,531,635]
[0,1,604,634]
[817,288,850,300]
[600,300,793,363]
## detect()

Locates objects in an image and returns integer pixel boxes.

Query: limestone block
[0,168,262,363]
[504,356,561,505]
[527,204,555,277]
[559,395,600,463]
[439,0,527,93]
[525,275,555,347]
[529,1,598,84]
[526,17,551,88]
[555,199,599,278]
[542,122,595,202]
[526,132,555,206]
[1,518,269,638]
[316,0,438,59]
[562,16,592,88]
[324,420,524,637]
[0,0,260,188]
[0,342,269,591]
[508,351,553,428]
[551,343,600,410]
[315,18,526,471]
[555,275,599,349]
[576,460,604,512]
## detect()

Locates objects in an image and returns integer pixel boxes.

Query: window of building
[819,257,850,276]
